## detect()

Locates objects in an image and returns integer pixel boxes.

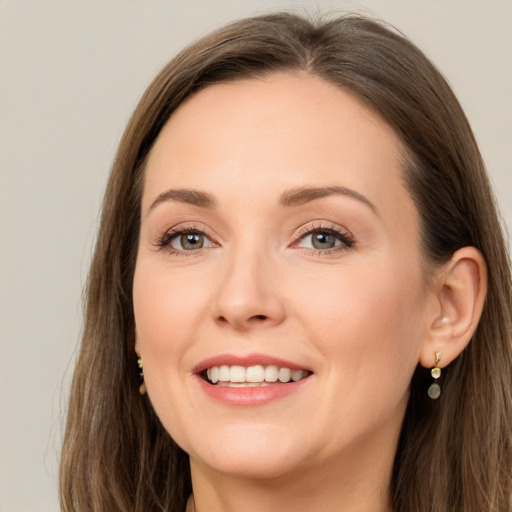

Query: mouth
[195,355,313,405]
[203,364,311,387]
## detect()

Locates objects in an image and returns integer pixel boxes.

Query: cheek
[295,263,425,442]
[294,260,425,382]
[133,265,203,437]
[133,263,210,350]
[132,263,206,416]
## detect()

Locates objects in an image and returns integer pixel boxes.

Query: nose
[212,246,286,331]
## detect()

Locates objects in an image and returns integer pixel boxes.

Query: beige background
[1,1,511,511]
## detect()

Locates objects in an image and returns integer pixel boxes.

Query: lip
[192,353,310,374]
[192,353,313,407]
[196,374,311,406]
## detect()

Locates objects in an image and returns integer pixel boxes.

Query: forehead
[143,72,415,227]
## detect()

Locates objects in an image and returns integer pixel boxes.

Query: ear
[419,246,487,368]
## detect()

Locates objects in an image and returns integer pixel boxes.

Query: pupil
[313,232,335,249]
[181,233,203,250]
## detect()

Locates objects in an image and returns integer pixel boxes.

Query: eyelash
[154,224,214,256]
[154,222,355,256]
[293,223,355,255]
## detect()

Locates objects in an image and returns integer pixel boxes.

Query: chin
[182,424,313,480]
[195,449,306,480]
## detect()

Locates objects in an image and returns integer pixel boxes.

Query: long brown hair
[60,12,512,512]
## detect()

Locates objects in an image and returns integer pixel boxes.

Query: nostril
[215,313,269,328]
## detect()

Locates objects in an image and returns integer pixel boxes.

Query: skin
[133,73,484,512]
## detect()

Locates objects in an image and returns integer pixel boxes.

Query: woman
[60,12,512,512]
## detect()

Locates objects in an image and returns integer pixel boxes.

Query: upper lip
[192,353,312,375]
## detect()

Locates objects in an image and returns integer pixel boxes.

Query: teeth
[246,365,264,382]
[278,367,291,383]
[217,381,270,387]
[264,365,279,382]
[219,365,230,381]
[204,364,309,385]
[291,369,304,381]
[230,365,246,383]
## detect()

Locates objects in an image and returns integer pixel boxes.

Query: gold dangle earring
[427,352,442,399]
[137,356,147,395]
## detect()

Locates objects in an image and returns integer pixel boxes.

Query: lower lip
[197,376,311,406]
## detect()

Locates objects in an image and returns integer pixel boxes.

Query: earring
[427,352,442,399]
[137,356,147,395]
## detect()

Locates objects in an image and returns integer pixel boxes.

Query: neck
[188,432,397,512]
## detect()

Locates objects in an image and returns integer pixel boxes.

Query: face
[133,73,433,481]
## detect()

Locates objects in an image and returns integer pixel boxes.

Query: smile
[205,365,310,386]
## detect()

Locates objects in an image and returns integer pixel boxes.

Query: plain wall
[1,1,511,511]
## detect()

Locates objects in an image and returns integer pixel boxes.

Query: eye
[294,225,355,253]
[171,232,209,250]
[302,231,340,250]
[156,226,217,253]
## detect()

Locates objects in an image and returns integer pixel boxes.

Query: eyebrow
[147,184,377,216]
[279,186,378,214]
[148,188,217,213]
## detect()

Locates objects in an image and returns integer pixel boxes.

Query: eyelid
[153,222,219,252]
[295,221,353,239]
[291,221,356,252]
